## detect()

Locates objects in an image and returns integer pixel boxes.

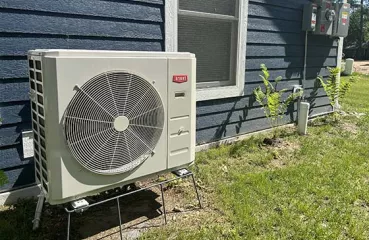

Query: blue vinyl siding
[0,0,336,192]
[0,0,164,192]
[196,0,336,144]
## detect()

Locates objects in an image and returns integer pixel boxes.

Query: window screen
[179,16,233,83]
[178,0,239,88]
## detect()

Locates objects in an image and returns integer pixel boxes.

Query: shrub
[253,64,301,138]
[317,67,355,121]
[318,67,355,108]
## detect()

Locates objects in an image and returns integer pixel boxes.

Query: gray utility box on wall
[302,3,318,32]
[332,3,350,37]
[302,0,350,37]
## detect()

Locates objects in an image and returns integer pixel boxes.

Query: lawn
[1,74,369,239]
[141,73,369,239]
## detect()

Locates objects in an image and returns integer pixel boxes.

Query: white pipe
[32,192,45,230]
[298,102,310,135]
[303,31,308,85]
[335,37,344,110]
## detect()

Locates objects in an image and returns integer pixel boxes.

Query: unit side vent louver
[29,59,49,193]
[63,71,164,175]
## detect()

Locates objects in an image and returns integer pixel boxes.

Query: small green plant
[0,171,7,187]
[253,64,301,139]
[317,67,355,121]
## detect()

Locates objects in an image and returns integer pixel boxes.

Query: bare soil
[28,174,206,240]
[75,175,205,240]
[353,61,369,74]
[340,122,359,134]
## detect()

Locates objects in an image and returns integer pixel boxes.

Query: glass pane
[179,0,237,16]
[178,16,236,83]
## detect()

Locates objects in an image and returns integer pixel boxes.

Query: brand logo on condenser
[173,75,188,83]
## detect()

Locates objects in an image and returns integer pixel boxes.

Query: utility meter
[332,3,350,37]
[302,0,350,37]
[315,0,335,35]
[302,3,318,31]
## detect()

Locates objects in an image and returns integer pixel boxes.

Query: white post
[335,0,348,110]
[298,102,310,135]
[335,37,344,110]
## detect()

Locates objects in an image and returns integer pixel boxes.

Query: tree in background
[348,0,368,8]
[345,0,369,58]
[344,7,369,48]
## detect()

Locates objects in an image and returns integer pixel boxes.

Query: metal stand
[32,192,45,230]
[64,169,202,240]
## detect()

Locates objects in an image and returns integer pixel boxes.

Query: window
[166,0,249,101]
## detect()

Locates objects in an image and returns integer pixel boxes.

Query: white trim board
[195,124,295,152]
[165,0,249,101]
[0,185,40,206]
[165,0,178,52]
[336,37,344,108]
[195,111,333,152]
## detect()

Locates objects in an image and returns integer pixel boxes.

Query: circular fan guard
[63,71,164,175]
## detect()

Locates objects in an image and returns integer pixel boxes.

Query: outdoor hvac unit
[27,50,196,205]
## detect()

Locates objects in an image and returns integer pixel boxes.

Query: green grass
[141,74,369,239]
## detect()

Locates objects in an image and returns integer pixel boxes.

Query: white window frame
[165,0,249,101]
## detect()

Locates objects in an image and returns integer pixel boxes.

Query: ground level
[1,73,369,239]
[353,61,369,75]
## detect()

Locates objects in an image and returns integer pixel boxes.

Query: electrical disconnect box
[333,3,350,37]
[302,3,318,32]
[302,0,350,38]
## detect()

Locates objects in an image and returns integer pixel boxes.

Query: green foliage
[318,67,355,109]
[344,3,369,49]
[253,64,301,136]
[0,171,7,187]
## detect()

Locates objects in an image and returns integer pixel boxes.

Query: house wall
[0,0,165,192]
[0,0,336,192]
[196,0,336,144]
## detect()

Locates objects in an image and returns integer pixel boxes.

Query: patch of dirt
[264,138,300,151]
[340,122,359,134]
[353,199,369,208]
[277,141,300,151]
[353,61,369,75]
[269,159,286,169]
[6,174,208,240]
[70,174,207,240]
[266,140,300,169]
[263,137,283,147]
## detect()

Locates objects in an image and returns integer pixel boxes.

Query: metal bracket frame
[63,169,202,240]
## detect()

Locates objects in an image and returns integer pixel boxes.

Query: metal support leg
[66,212,71,240]
[63,170,200,238]
[32,192,45,230]
[159,184,167,224]
[190,174,202,209]
[116,198,123,240]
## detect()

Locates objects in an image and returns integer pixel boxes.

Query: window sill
[196,85,243,101]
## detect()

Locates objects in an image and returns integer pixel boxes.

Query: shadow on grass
[0,188,170,240]
[0,198,68,240]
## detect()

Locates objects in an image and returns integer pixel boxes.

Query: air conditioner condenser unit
[28,50,196,204]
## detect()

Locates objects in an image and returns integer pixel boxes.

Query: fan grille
[63,71,164,175]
